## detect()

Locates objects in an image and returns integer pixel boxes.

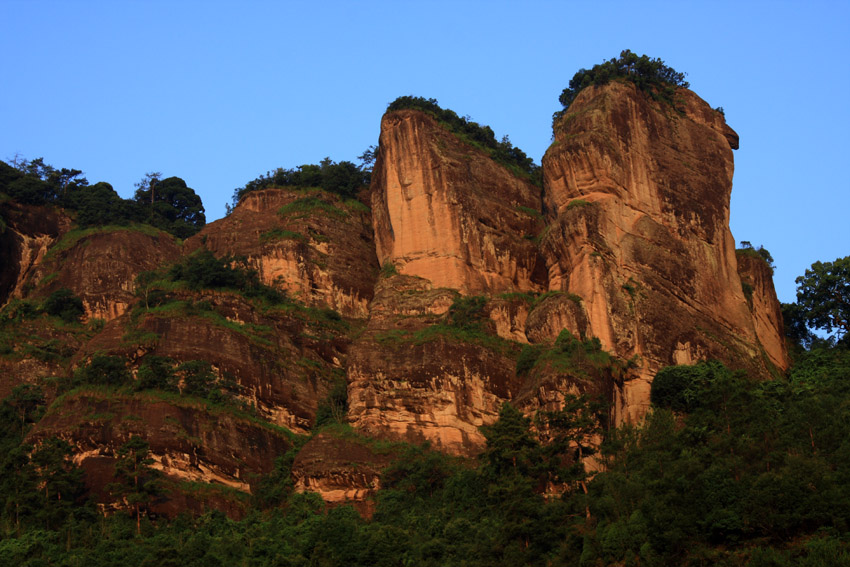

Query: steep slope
[371,109,547,294]
[541,81,788,420]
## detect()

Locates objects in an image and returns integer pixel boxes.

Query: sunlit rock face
[188,187,378,318]
[346,275,521,457]
[541,81,787,421]
[371,109,547,295]
[737,253,790,370]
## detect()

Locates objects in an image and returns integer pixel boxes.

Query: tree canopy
[794,256,849,346]
[554,49,690,125]
[0,158,206,238]
[232,157,370,206]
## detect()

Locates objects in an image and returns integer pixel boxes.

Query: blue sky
[2,0,848,303]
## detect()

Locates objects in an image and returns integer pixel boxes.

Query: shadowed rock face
[737,254,790,370]
[541,81,786,421]
[27,392,292,516]
[291,431,397,518]
[187,188,378,318]
[30,228,182,321]
[371,110,547,295]
[0,202,71,308]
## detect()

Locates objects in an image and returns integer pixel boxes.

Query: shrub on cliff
[386,96,541,184]
[42,288,84,323]
[232,157,369,205]
[554,49,689,124]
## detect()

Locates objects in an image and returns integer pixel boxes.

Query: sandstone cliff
[0,201,71,308]
[371,110,547,294]
[0,81,791,518]
[541,81,786,421]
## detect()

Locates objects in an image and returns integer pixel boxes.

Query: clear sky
[2,0,848,304]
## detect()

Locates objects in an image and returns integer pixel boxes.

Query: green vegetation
[232,156,370,205]
[386,96,542,185]
[278,196,348,220]
[379,260,398,278]
[554,49,690,125]
[737,240,776,274]
[260,228,306,243]
[42,288,84,323]
[0,158,205,238]
[793,256,849,347]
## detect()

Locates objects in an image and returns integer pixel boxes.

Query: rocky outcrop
[347,275,521,456]
[541,81,787,421]
[291,430,397,517]
[371,110,547,295]
[27,391,293,516]
[187,188,378,318]
[737,253,789,371]
[29,227,182,321]
[75,290,348,433]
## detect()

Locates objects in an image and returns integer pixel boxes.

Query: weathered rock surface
[347,275,521,456]
[291,430,397,518]
[0,201,71,308]
[76,290,348,433]
[27,391,293,516]
[187,188,378,318]
[541,81,787,421]
[371,110,547,294]
[30,227,182,321]
[737,253,790,370]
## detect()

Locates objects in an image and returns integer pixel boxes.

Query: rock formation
[187,188,378,318]
[540,81,785,420]
[0,80,790,517]
[371,110,547,294]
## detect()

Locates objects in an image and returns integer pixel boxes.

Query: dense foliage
[386,96,542,184]
[553,49,690,124]
[232,157,370,206]
[0,158,205,238]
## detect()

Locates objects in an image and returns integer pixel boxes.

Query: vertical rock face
[188,188,378,318]
[541,81,787,420]
[76,290,348,434]
[371,110,546,295]
[737,254,790,370]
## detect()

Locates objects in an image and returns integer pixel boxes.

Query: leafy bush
[74,355,132,387]
[135,356,178,392]
[554,49,690,124]
[233,157,369,205]
[42,288,84,323]
[315,377,348,427]
[737,241,776,274]
[446,295,488,331]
